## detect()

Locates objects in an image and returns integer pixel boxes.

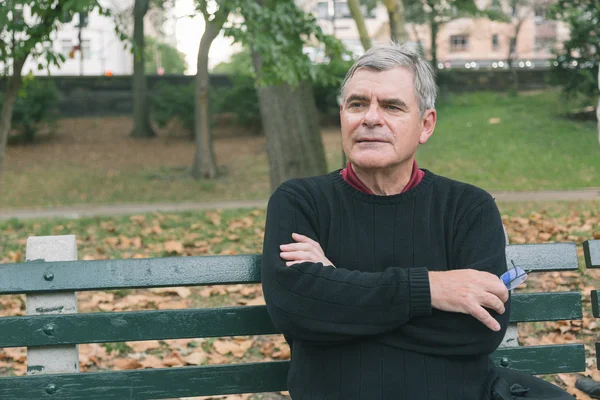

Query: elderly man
[260,43,566,399]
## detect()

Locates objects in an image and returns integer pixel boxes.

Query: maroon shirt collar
[340,160,424,195]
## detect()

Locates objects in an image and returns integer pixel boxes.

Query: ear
[419,109,436,145]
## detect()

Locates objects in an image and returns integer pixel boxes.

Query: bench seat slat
[0,255,261,295]
[505,243,579,272]
[584,240,600,268]
[510,292,582,322]
[0,243,578,294]
[0,361,290,400]
[491,344,586,375]
[0,306,279,348]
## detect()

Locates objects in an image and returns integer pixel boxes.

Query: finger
[478,272,510,303]
[292,233,318,245]
[280,243,313,252]
[479,293,505,315]
[286,260,307,267]
[280,251,315,261]
[470,305,501,331]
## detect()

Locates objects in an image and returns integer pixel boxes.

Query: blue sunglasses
[500,260,530,291]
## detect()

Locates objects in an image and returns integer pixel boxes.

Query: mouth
[356,138,388,144]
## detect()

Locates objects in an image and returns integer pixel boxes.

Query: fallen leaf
[164,240,184,254]
[113,358,142,370]
[140,354,163,369]
[182,352,207,365]
[126,340,162,353]
[488,117,501,124]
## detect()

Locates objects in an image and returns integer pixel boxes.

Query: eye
[384,105,400,111]
[348,102,364,109]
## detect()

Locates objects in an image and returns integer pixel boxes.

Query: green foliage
[313,58,354,121]
[151,82,195,134]
[224,0,347,88]
[0,0,107,69]
[0,76,59,144]
[212,50,254,76]
[213,75,262,130]
[144,36,187,74]
[549,0,599,107]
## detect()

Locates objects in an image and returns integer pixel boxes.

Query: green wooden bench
[0,235,587,399]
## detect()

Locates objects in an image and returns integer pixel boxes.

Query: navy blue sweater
[261,169,511,400]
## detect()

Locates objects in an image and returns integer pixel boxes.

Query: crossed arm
[260,188,510,353]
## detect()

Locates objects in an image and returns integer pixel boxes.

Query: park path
[1,188,599,221]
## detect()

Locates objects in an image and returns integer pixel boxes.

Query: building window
[81,39,91,60]
[61,39,72,56]
[535,37,555,51]
[450,35,469,52]
[334,1,352,18]
[492,34,499,51]
[316,2,329,19]
[534,5,546,19]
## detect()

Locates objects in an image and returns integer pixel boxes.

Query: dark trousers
[494,368,575,400]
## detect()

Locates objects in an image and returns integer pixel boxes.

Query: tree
[0,0,105,183]
[348,0,372,51]
[489,0,536,90]
[550,0,600,145]
[144,36,187,74]
[226,0,345,190]
[383,0,408,43]
[131,0,156,138]
[406,0,499,67]
[191,1,231,179]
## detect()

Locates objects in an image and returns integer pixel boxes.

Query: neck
[352,159,414,196]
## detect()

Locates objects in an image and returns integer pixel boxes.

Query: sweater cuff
[409,267,432,317]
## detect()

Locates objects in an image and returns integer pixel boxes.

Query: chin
[349,153,396,170]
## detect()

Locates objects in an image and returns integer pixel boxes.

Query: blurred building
[16,0,174,76]
[299,0,570,69]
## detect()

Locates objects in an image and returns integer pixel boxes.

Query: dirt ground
[5,117,342,173]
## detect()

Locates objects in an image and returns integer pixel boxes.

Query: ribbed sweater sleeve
[261,186,432,345]
[375,194,511,356]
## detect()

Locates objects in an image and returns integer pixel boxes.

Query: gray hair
[340,42,438,116]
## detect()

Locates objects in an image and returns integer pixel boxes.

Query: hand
[279,233,335,268]
[429,269,509,331]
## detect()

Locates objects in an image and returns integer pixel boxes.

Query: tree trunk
[507,20,523,92]
[131,0,156,138]
[430,17,438,68]
[347,0,371,51]
[192,11,228,179]
[251,52,328,191]
[0,56,27,184]
[384,0,407,43]
[597,64,599,145]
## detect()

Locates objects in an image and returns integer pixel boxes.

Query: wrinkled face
[340,67,436,171]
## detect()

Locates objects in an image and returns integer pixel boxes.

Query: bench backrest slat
[505,243,579,272]
[492,344,585,375]
[0,255,261,295]
[584,240,600,269]
[511,292,582,322]
[0,243,579,295]
[0,293,583,349]
[0,306,278,348]
[0,361,289,400]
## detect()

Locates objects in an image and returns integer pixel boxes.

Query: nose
[362,103,383,128]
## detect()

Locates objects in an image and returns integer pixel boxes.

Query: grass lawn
[1,89,598,210]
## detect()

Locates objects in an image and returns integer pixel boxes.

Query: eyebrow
[345,94,409,109]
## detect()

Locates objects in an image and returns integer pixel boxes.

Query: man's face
[340,67,436,171]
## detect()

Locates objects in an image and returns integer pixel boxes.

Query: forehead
[345,67,416,100]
